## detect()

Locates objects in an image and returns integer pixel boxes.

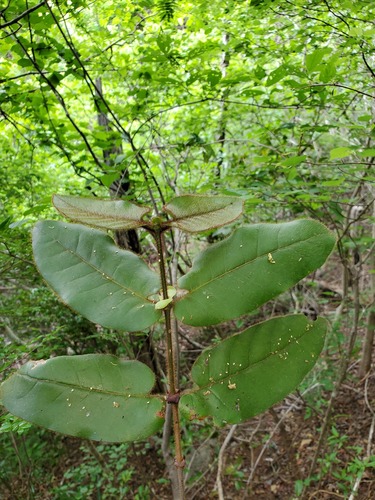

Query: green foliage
[51,443,143,499]
[32,221,162,331]
[294,427,375,497]
[175,220,335,326]
[1,194,335,449]
[1,354,165,442]
[1,0,373,495]
[1,0,374,222]
[0,413,32,435]
[181,315,327,425]
[157,0,178,21]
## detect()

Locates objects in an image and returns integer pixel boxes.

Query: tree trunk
[95,78,140,252]
[95,78,162,391]
[358,196,375,378]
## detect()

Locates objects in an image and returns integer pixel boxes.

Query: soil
[1,259,374,499]
[2,363,374,500]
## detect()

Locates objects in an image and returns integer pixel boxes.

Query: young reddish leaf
[53,194,151,230]
[163,195,243,233]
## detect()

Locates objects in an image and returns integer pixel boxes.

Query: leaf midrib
[19,373,160,399]
[191,322,320,390]
[55,197,149,225]
[53,236,155,303]
[180,231,325,294]
[168,203,238,223]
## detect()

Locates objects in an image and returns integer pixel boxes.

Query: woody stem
[154,228,185,498]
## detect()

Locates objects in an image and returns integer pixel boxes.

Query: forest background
[0,0,374,498]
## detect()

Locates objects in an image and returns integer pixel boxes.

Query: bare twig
[348,375,375,500]
[246,383,320,488]
[308,490,345,499]
[215,425,237,500]
[1,321,25,345]
[305,267,362,491]
[0,1,45,29]
[307,83,374,100]
[86,440,108,469]
[364,376,375,457]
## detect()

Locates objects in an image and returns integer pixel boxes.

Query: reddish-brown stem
[154,229,185,498]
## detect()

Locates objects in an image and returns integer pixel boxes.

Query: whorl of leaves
[157,0,177,21]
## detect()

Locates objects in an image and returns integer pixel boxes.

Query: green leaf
[163,195,243,233]
[167,286,177,298]
[155,297,173,310]
[32,221,161,331]
[53,195,151,230]
[329,147,353,160]
[321,178,345,187]
[206,70,222,87]
[305,47,331,73]
[0,355,165,442]
[358,148,375,158]
[154,287,176,309]
[319,60,337,83]
[99,173,123,188]
[174,220,335,326]
[180,315,327,425]
[0,216,12,231]
[266,65,288,86]
[17,58,34,68]
[280,155,307,167]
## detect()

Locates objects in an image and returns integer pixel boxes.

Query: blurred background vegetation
[0,0,374,498]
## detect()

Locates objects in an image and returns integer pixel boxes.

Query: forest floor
[185,370,375,500]
[2,351,374,500]
[2,370,374,499]
[1,258,375,499]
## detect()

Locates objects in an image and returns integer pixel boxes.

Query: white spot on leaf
[268,253,276,264]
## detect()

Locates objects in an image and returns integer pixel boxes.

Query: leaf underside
[53,194,151,230]
[180,315,327,425]
[163,195,243,233]
[32,221,161,331]
[174,220,336,326]
[0,355,165,442]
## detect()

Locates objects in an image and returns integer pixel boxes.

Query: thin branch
[348,376,375,500]
[304,265,362,494]
[307,83,374,100]
[0,242,34,266]
[322,0,350,29]
[134,98,309,137]
[46,0,165,204]
[246,384,319,488]
[0,107,35,148]
[83,13,157,62]
[0,1,45,29]
[361,49,375,79]
[364,376,375,457]
[302,14,349,38]
[1,321,25,345]
[10,30,103,169]
[0,71,46,83]
[215,425,237,500]
[307,490,345,499]
[38,84,103,184]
